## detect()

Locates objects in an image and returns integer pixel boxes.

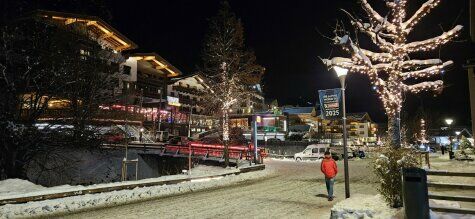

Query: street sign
[318,88,343,119]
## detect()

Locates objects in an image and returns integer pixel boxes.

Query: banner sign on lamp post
[318,89,343,119]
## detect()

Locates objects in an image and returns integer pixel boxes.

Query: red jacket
[321,158,338,179]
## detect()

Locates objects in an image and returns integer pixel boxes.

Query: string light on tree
[322,0,462,147]
[419,119,429,145]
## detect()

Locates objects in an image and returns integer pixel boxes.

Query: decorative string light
[419,119,429,144]
[323,0,462,116]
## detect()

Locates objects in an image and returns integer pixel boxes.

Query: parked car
[415,144,437,153]
[294,144,333,161]
[330,146,354,159]
[352,150,366,159]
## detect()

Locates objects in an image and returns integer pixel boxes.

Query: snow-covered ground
[331,194,400,218]
[3,154,475,219]
[327,154,475,219]
[57,159,380,219]
[0,179,45,198]
[331,194,475,219]
[0,164,235,201]
[0,165,269,218]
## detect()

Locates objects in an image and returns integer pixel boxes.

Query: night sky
[10,0,475,125]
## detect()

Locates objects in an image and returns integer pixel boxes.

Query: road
[61,159,379,219]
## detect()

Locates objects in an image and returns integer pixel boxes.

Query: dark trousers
[325,178,335,198]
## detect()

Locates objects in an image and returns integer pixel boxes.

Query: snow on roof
[35,10,137,51]
[282,107,314,115]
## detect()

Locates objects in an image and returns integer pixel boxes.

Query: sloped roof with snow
[282,107,314,115]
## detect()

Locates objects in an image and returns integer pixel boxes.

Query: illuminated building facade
[320,112,378,145]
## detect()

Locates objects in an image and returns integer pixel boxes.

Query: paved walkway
[62,159,378,219]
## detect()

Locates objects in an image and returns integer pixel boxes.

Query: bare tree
[0,15,121,179]
[200,2,264,166]
[322,0,462,148]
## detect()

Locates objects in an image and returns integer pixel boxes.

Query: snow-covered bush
[372,147,419,208]
[455,136,473,160]
[460,136,473,152]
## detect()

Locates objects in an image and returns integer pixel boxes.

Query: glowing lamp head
[333,66,348,78]
[445,119,453,126]
[455,131,461,136]
[140,128,144,132]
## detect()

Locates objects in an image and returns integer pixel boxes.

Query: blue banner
[318,89,343,120]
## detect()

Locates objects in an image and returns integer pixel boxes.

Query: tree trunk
[388,112,401,148]
[222,111,230,167]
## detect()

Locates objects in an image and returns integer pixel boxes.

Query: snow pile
[331,195,475,219]
[270,157,296,162]
[330,194,400,219]
[0,179,45,198]
[0,167,271,218]
[0,165,239,201]
[188,164,233,176]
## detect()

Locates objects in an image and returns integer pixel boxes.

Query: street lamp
[445,118,454,140]
[445,118,454,127]
[333,66,350,199]
[455,131,461,136]
[445,118,454,155]
[139,128,144,143]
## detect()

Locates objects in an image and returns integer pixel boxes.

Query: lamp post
[445,118,454,143]
[333,66,350,199]
[188,102,194,175]
[157,89,163,141]
[455,131,462,147]
[445,118,454,156]
[139,127,144,143]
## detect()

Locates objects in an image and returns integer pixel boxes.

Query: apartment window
[79,49,90,60]
[359,125,365,128]
[170,92,175,97]
[359,131,365,135]
[122,65,131,75]
[79,49,90,56]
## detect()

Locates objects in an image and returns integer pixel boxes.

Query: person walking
[321,151,338,201]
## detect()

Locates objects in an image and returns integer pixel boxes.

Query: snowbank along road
[62,159,379,219]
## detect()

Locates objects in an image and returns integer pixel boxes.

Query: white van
[294,144,330,161]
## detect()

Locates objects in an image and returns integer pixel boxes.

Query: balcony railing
[172,86,204,95]
[30,109,144,122]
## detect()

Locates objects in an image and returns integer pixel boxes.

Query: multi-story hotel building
[320,112,378,145]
